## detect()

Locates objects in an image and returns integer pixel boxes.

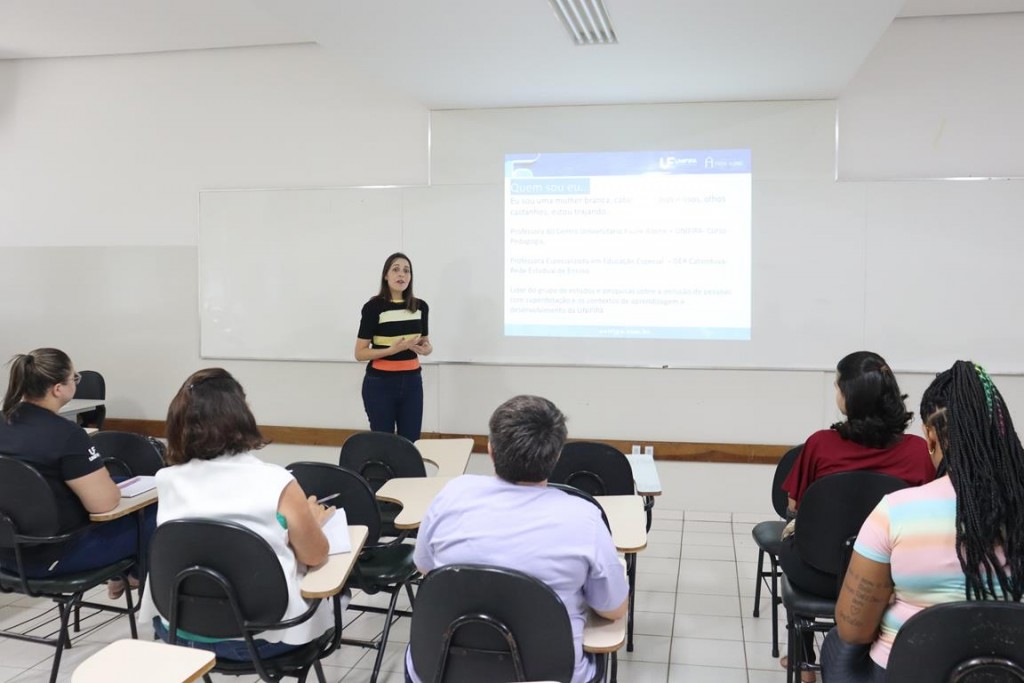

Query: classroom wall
[3,16,1024,478]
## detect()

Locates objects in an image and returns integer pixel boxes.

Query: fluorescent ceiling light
[549,0,618,45]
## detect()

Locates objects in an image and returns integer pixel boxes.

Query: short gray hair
[489,395,567,483]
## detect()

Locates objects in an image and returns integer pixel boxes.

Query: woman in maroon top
[777,351,934,679]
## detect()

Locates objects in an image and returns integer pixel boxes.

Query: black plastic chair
[550,441,635,497]
[0,455,138,683]
[91,431,165,478]
[548,482,612,532]
[288,462,419,683]
[886,601,1024,682]
[75,370,106,429]
[750,444,802,657]
[409,564,610,683]
[548,482,619,682]
[148,519,344,683]
[549,440,640,653]
[339,431,426,539]
[781,471,909,683]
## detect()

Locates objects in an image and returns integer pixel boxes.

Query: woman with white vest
[147,367,337,660]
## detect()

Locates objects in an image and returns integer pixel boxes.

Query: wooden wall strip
[103,419,788,464]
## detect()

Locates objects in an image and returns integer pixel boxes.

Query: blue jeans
[4,505,157,579]
[362,372,423,442]
[153,617,301,661]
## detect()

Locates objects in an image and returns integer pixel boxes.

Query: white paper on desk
[322,507,351,555]
[117,475,157,498]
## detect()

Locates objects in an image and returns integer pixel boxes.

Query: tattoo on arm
[838,566,892,630]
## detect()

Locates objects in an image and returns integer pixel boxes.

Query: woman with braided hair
[821,361,1024,682]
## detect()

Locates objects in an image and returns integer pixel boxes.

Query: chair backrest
[148,519,289,639]
[91,431,166,478]
[548,482,612,532]
[795,471,908,576]
[549,441,634,497]
[886,601,1024,682]
[339,431,426,491]
[409,564,576,683]
[75,371,105,400]
[771,445,803,518]
[287,462,382,546]
[74,370,107,428]
[0,455,61,544]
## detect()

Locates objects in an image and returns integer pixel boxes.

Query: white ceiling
[1,0,1022,109]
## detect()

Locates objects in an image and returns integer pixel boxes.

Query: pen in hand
[316,493,340,505]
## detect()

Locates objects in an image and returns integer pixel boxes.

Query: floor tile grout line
[733,514,755,683]
[665,510,684,683]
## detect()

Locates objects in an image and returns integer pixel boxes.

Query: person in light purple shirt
[405,395,629,683]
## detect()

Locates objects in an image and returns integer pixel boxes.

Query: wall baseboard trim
[104,418,788,465]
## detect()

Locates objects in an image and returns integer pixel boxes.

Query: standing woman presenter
[355,252,431,442]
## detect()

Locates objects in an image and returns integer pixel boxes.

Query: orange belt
[371,358,421,372]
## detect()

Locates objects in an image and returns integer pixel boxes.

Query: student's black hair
[373,252,418,313]
[921,361,1024,601]
[489,395,567,483]
[3,348,74,421]
[830,351,913,448]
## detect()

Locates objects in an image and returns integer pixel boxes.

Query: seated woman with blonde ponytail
[0,348,154,598]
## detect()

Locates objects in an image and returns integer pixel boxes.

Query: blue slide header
[505,150,751,178]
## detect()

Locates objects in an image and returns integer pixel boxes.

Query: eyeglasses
[72,372,82,385]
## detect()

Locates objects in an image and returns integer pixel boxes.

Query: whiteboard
[199,188,402,361]
[199,96,1024,372]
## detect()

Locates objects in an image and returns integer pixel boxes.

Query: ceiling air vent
[548,0,618,45]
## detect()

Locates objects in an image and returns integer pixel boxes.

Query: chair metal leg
[610,651,618,683]
[753,548,766,617]
[769,555,780,657]
[313,659,326,683]
[369,586,405,683]
[49,602,74,683]
[625,552,636,652]
[786,611,796,683]
[124,581,138,639]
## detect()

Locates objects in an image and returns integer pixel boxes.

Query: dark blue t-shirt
[0,402,104,532]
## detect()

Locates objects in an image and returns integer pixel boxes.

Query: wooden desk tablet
[375,477,454,529]
[300,525,368,598]
[375,478,648,554]
[58,399,106,420]
[89,487,158,522]
[415,438,474,478]
[72,639,215,683]
[624,453,662,496]
[582,610,627,653]
[595,495,648,552]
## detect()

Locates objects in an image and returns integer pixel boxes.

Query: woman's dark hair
[373,252,418,313]
[830,351,913,448]
[921,361,1024,602]
[3,348,74,421]
[165,368,267,466]
[489,395,567,483]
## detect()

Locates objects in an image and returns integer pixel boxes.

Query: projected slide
[504,150,751,340]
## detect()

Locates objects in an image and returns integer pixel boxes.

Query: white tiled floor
[0,507,794,682]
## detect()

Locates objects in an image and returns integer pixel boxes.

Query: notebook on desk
[322,507,352,555]
[117,475,157,498]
